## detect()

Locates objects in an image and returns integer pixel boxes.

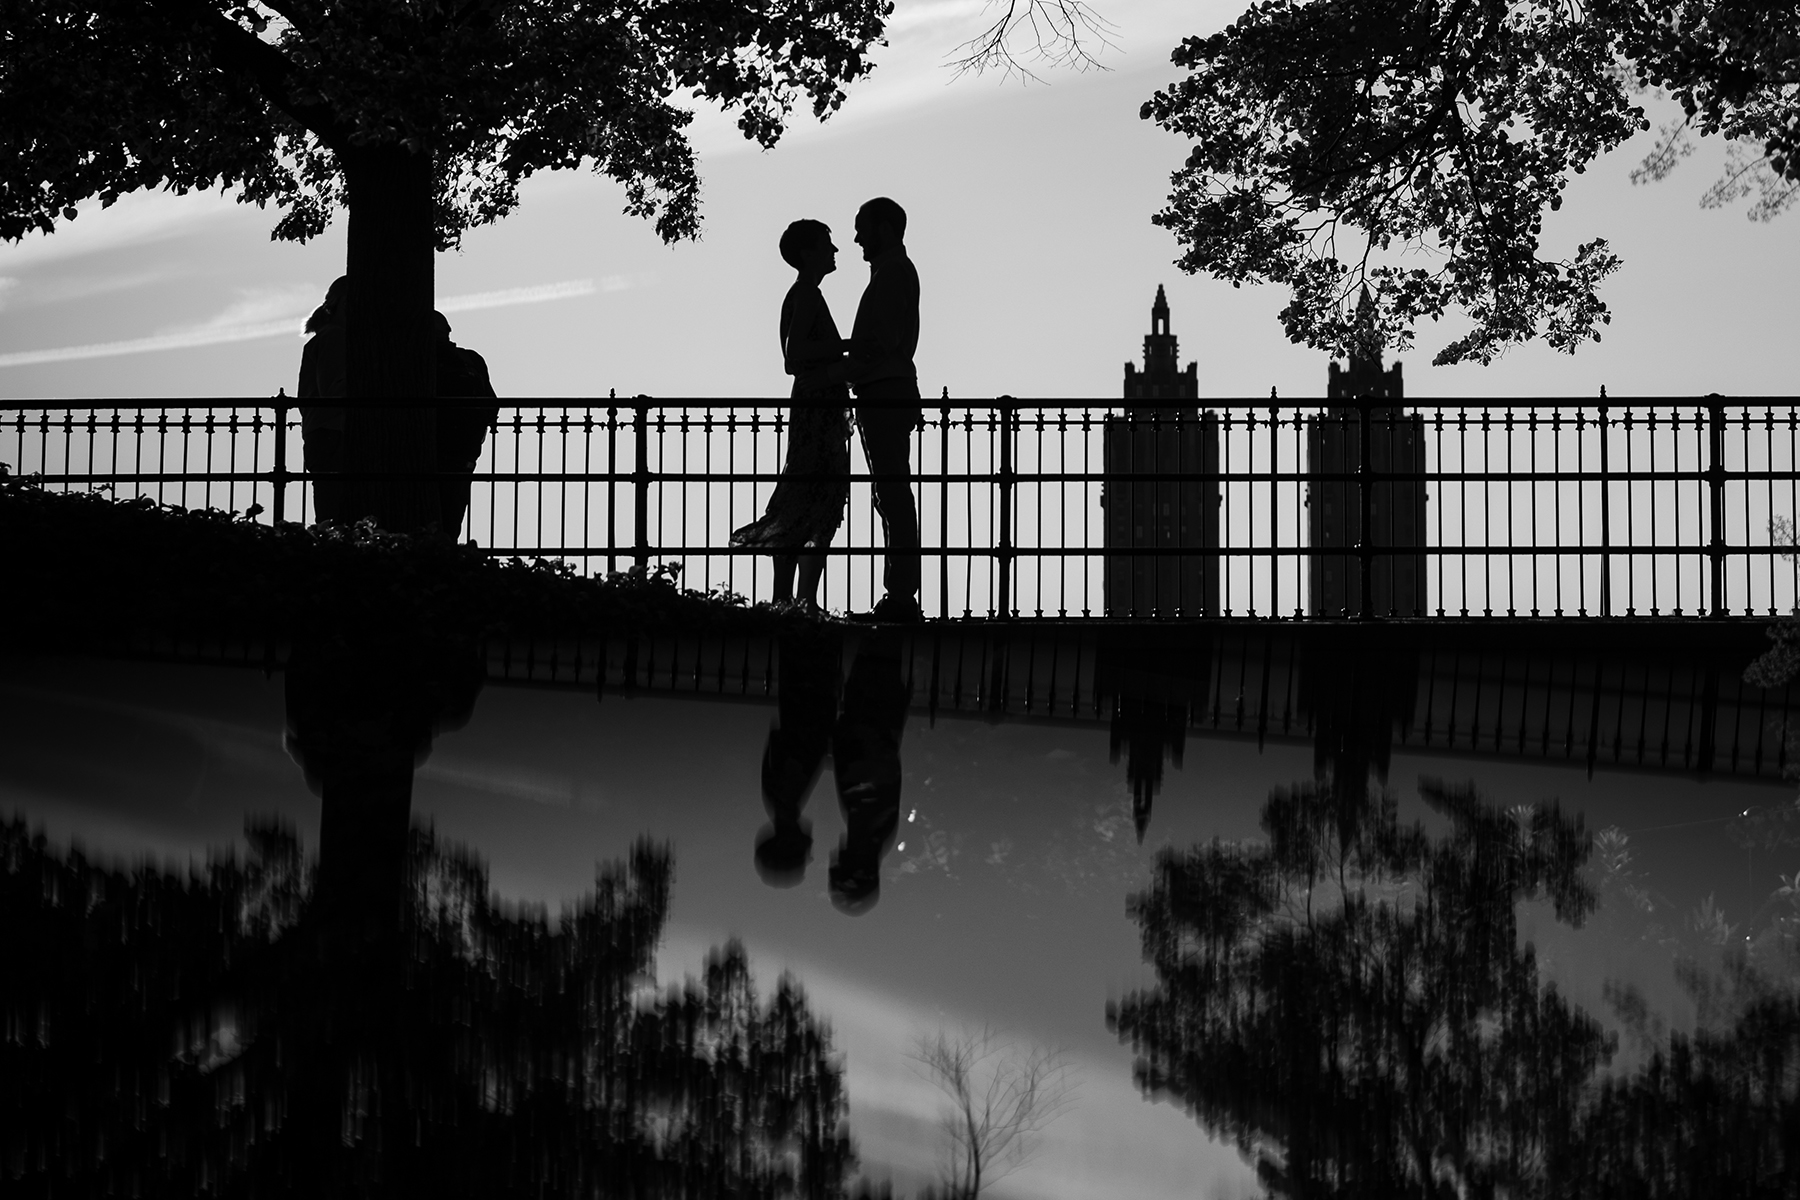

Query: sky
[3,0,1797,401]
[4,650,1792,1196]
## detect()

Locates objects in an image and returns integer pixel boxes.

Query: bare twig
[945,0,1117,83]
[908,1024,1077,1198]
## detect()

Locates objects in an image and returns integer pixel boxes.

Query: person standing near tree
[846,197,923,623]
[297,277,350,524]
[432,311,498,540]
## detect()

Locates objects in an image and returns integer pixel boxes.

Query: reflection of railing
[5,399,1800,621]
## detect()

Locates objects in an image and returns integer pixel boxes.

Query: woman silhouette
[731,220,852,612]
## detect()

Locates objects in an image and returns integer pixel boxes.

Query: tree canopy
[1142,0,1800,365]
[5,0,889,247]
[4,0,890,440]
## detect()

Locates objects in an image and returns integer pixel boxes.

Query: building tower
[1102,286,1220,618]
[1307,289,1427,616]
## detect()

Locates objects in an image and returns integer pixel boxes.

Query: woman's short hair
[779,220,830,270]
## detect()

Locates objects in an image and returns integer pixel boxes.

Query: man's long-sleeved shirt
[846,246,919,388]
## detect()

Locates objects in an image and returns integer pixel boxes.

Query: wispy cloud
[0,277,617,369]
[0,269,174,312]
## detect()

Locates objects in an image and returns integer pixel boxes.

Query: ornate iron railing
[5,399,1799,621]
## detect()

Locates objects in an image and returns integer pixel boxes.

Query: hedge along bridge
[6,398,1800,623]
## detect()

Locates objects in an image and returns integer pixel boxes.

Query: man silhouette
[845,197,923,623]
[433,311,498,539]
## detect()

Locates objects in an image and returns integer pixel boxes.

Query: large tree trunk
[342,144,440,534]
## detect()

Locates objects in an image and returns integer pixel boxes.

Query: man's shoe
[853,593,914,626]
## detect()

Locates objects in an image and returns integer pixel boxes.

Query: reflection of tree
[1,818,860,1197]
[1581,823,1800,1196]
[1111,778,1800,1196]
[907,1025,1075,1200]
[1110,779,1613,1197]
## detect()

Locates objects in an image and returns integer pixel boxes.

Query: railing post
[271,392,288,526]
[939,390,951,623]
[1358,401,1374,620]
[1707,397,1727,616]
[633,397,650,571]
[996,396,1016,620]
[606,391,618,575]
[1598,401,1612,617]
[1268,402,1279,618]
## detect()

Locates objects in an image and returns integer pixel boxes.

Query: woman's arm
[782,286,845,374]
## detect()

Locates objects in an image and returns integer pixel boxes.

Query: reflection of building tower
[1307,291,1427,616]
[1103,286,1220,618]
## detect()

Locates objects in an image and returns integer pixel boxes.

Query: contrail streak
[0,278,601,369]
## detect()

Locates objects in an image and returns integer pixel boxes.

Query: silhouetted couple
[731,197,923,623]
[755,629,911,915]
[296,276,498,538]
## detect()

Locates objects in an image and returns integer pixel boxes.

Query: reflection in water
[758,628,912,915]
[10,606,1800,1194]
[3,625,879,1198]
[0,819,867,1196]
[1110,775,1800,1195]
[1099,630,1213,845]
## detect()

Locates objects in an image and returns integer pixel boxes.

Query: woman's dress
[730,284,851,553]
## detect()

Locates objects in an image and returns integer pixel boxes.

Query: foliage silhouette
[0,817,863,1197]
[0,469,821,649]
[1142,0,1800,365]
[1109,775,1800,1196]
[4,0,889,399]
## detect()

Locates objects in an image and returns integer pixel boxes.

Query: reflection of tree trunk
[281,632,483,1191]
[315,769,415,942]
[341,143,440,534]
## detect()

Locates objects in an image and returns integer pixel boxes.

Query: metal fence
[5,399,1799,621]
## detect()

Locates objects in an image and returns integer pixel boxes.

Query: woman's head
[778,220,836,276]
[304,275,350,334]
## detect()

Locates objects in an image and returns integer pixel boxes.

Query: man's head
[779,219,834,271]
[853,197,906,263]
[433,310,453,343]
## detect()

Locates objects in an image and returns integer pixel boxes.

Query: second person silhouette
[731,219,852,612]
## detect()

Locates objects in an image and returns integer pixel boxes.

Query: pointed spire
[1326,284,1404,400]
[1349,285,1382,371]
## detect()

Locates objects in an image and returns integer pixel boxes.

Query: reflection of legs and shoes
[854,389,923,622]
[828,629,912,914]
[754,632,841,886]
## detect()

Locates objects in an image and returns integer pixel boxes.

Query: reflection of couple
[755,629,911,915]
[731,197,922,622]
